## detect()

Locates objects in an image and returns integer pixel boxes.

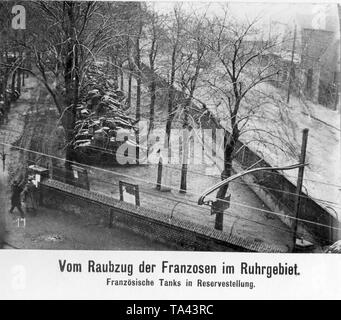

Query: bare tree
[205,9,297,230]
[0,2,27,121]
[11,1,112,169]
[176,13,211,193]
[144,6,165,134]
[162,5,188,155]
[135,2,144,164]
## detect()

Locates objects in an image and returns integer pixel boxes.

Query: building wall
[266,28,339,109]
[301,28,338,107]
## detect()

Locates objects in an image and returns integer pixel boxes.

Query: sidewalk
[88,162,294,252]
[1,75,294,252]
[3,206,171,250]
[0,78,171,250]
[114,71,295,252]
[0,78,37,248]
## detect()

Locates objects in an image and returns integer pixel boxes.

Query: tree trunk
[22,64,25,87]
[11,71,16,101]
[149,77,156,134]
[1,68,9,99]
[16,51,22,94]
[64,45,76,170]
[214,131,235,230]
[165,52,176,160]
[119,62,124,91]
[127,38,132,109]
[180,130,189,193]
[63,2,78,180]
[180,98,190,193]
[148,32,157,135]
[2,69,10,122]
[136,21,142,164]
[113,56,118,86]
[16,68,21,94]
[127,70,132,109]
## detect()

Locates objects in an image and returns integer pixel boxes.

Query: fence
[232,139,337,244]
[39,178,287,253]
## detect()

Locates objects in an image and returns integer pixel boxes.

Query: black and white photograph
[0,0,340,254]
[0,1,341,299]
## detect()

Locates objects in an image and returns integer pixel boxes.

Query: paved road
[1,167,172,250]
[0,74,294,252]
[0,78,173,250]
[1,153,173,250]
[118,71,294,252]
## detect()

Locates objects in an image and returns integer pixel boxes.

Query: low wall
[39,179,287,253]
[139,62,338,245]
[232,141,338,245]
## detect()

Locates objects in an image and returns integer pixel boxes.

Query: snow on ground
[125,62,340,221]
[0,78,171,251]
[117,73,298,250]
[88,162,294,252]
[125,58,341,226]
[195,81,341,219]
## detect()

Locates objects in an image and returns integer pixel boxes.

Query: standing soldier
[9,180,25,219]
[23,176,37,214]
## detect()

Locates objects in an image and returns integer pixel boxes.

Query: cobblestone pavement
[0,78,172,250]
[0,76,294,252]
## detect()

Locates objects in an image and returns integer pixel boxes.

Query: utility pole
[287,24,297,104]
[292,128,309,251]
